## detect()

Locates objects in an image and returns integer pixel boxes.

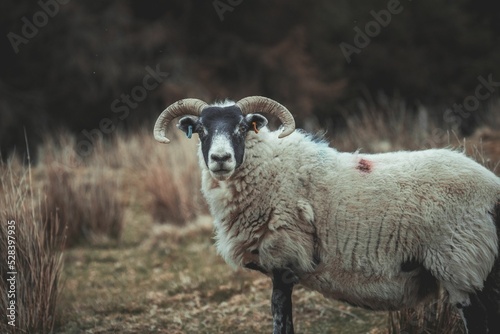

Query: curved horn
[236,96,295,138]
[153,98,208,143]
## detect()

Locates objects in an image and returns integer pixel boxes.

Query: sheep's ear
[245,113,268,132]
[177,116,199,139]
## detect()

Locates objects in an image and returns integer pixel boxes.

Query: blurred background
[1,0,500,159]
[1,1,500,333]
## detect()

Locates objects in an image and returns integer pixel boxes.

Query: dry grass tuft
[35,126,207,247]
[38,134,124,247]
[124,127,207,225]
[334,94,434,153]
[0,158,65,334]
[42,166,124,247]
[465,127,500,175]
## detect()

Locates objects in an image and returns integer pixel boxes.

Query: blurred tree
[0,0,498,158]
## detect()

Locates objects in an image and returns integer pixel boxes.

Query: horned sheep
[154,96,500,334]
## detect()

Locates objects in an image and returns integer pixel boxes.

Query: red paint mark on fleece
[357,158,373,173]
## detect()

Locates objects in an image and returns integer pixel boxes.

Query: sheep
[153,96,500,334]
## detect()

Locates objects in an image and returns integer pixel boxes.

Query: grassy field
[56,216,388,334]
[1,107,500,333]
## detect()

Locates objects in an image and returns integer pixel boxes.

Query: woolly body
[200,128,500,311]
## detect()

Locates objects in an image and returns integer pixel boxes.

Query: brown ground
[56,216,388,334]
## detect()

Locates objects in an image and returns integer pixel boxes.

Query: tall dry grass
[111,126,206,225]
[333,94,433,153]
[334,94,500,172]
[39,126,206,229]
[37,134,124,247]
[465,127,500,175]
[0,158,65,333]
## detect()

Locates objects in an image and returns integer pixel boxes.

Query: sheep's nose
[211,153,231,163]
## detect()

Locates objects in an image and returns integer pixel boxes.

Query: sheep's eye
[238,124,248,133]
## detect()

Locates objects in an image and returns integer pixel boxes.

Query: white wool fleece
[199,128,500,311]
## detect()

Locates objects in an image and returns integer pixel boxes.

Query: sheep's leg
[477,203,500,334]
[271,268,298,334]
[460,293,488,334]
[477,257,500,334]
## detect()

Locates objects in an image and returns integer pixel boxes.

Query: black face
[177,105,267,180]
